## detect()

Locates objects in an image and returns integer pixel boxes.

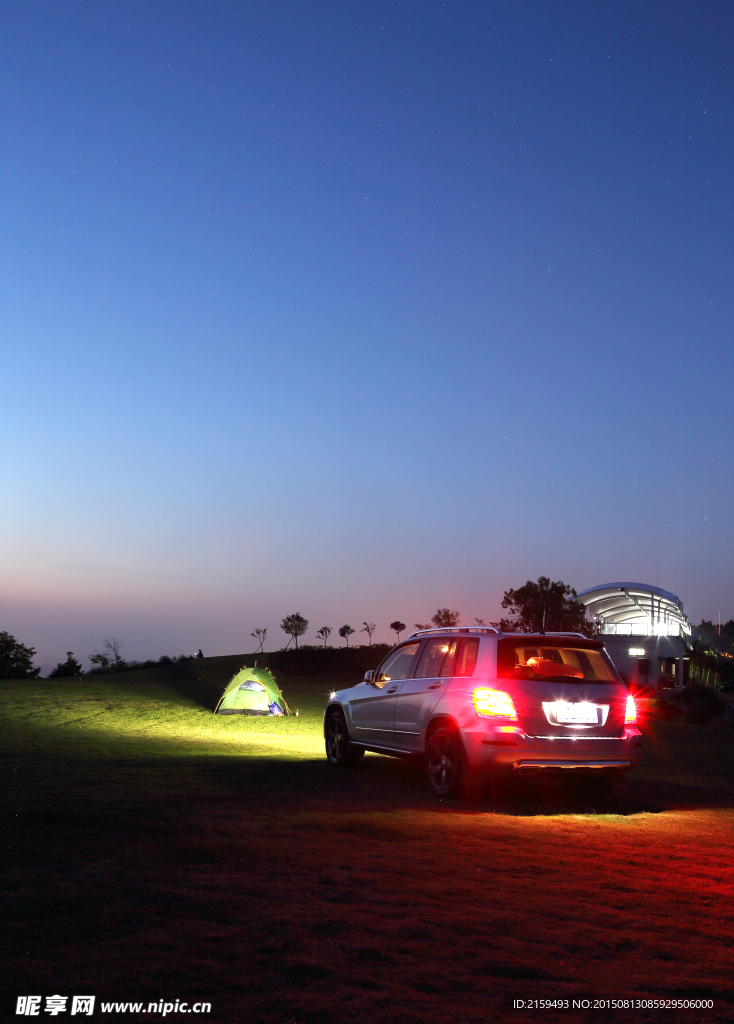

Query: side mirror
[364,670,374,683]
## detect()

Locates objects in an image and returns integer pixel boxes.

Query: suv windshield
[497,638,619,684]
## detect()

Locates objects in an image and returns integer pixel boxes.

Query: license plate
[555,702,599,724]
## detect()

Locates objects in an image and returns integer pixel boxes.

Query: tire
[425,724,468,799]
[325,708,363,767]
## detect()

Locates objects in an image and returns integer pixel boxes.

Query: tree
[251,628,267,654]
[89,653,110,670]
[362,622,376,645]
[415,623,432,630]
[281,613,308,649]
[432,608,461,628]
[0,632,40,679]
[315,626,332,647]
[48,652,83,678]
[338,624,355,647]
[389,620,406,642]
[494,576,597,636]
[103,637,125,666]
[474,618,486,626]
[693,619,734,656]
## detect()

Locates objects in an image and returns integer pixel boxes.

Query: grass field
[2,658,734,1023]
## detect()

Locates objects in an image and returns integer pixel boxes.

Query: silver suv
[324,627,642,798]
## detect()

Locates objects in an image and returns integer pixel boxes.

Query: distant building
[576,583,691,690]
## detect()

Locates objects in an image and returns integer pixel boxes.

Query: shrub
[48,652,84,678]
[671,686,726,724]
[88,654,186,675]
[638,697,683,722]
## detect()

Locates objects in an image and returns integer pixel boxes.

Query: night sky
[2,1,732,671]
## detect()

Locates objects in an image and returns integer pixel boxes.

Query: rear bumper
[512,759,631,775]
[461,721,643,773]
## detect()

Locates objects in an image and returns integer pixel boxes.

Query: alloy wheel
[326,713,345,763]
[427,730,460,796]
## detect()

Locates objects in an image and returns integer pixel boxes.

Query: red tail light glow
[624,694,637,724]
[473,688,517,719]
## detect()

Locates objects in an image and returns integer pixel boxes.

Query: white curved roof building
[576,582,691,638]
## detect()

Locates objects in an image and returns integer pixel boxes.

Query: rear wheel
[325,708,363,767]
[425,724,467,799]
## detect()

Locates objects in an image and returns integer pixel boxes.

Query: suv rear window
[497,638,618,684]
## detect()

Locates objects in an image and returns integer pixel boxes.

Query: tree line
[2,576,667,678]
[0,633,200,680]
[253,577,601,653]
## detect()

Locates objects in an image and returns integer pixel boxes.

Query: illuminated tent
[215,667,290,716]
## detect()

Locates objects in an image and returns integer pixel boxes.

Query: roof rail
[406,626,500,640]
[543,632,588,638]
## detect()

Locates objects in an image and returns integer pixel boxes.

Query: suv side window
[415,638,458,678]
[375,643,420,686]
[454,639,479,677]
[439,641,458,676]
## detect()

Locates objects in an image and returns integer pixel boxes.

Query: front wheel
[325,708,363,766]
[425,724,467,799]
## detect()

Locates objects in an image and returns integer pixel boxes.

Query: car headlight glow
[473,688,517,719]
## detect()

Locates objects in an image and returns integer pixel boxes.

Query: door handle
[428,683,442,690]
[387,686,398,693]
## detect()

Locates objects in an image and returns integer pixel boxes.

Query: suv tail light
[624,694,637,724]
[473,688,517,720]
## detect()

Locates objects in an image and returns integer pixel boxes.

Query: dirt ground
[2,668,733,1024]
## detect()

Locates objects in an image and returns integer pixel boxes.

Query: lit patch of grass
[1,672,327,761]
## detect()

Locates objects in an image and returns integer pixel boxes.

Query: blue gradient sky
[2,1,732,671]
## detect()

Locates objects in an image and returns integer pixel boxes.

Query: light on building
[629,647,646,656]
